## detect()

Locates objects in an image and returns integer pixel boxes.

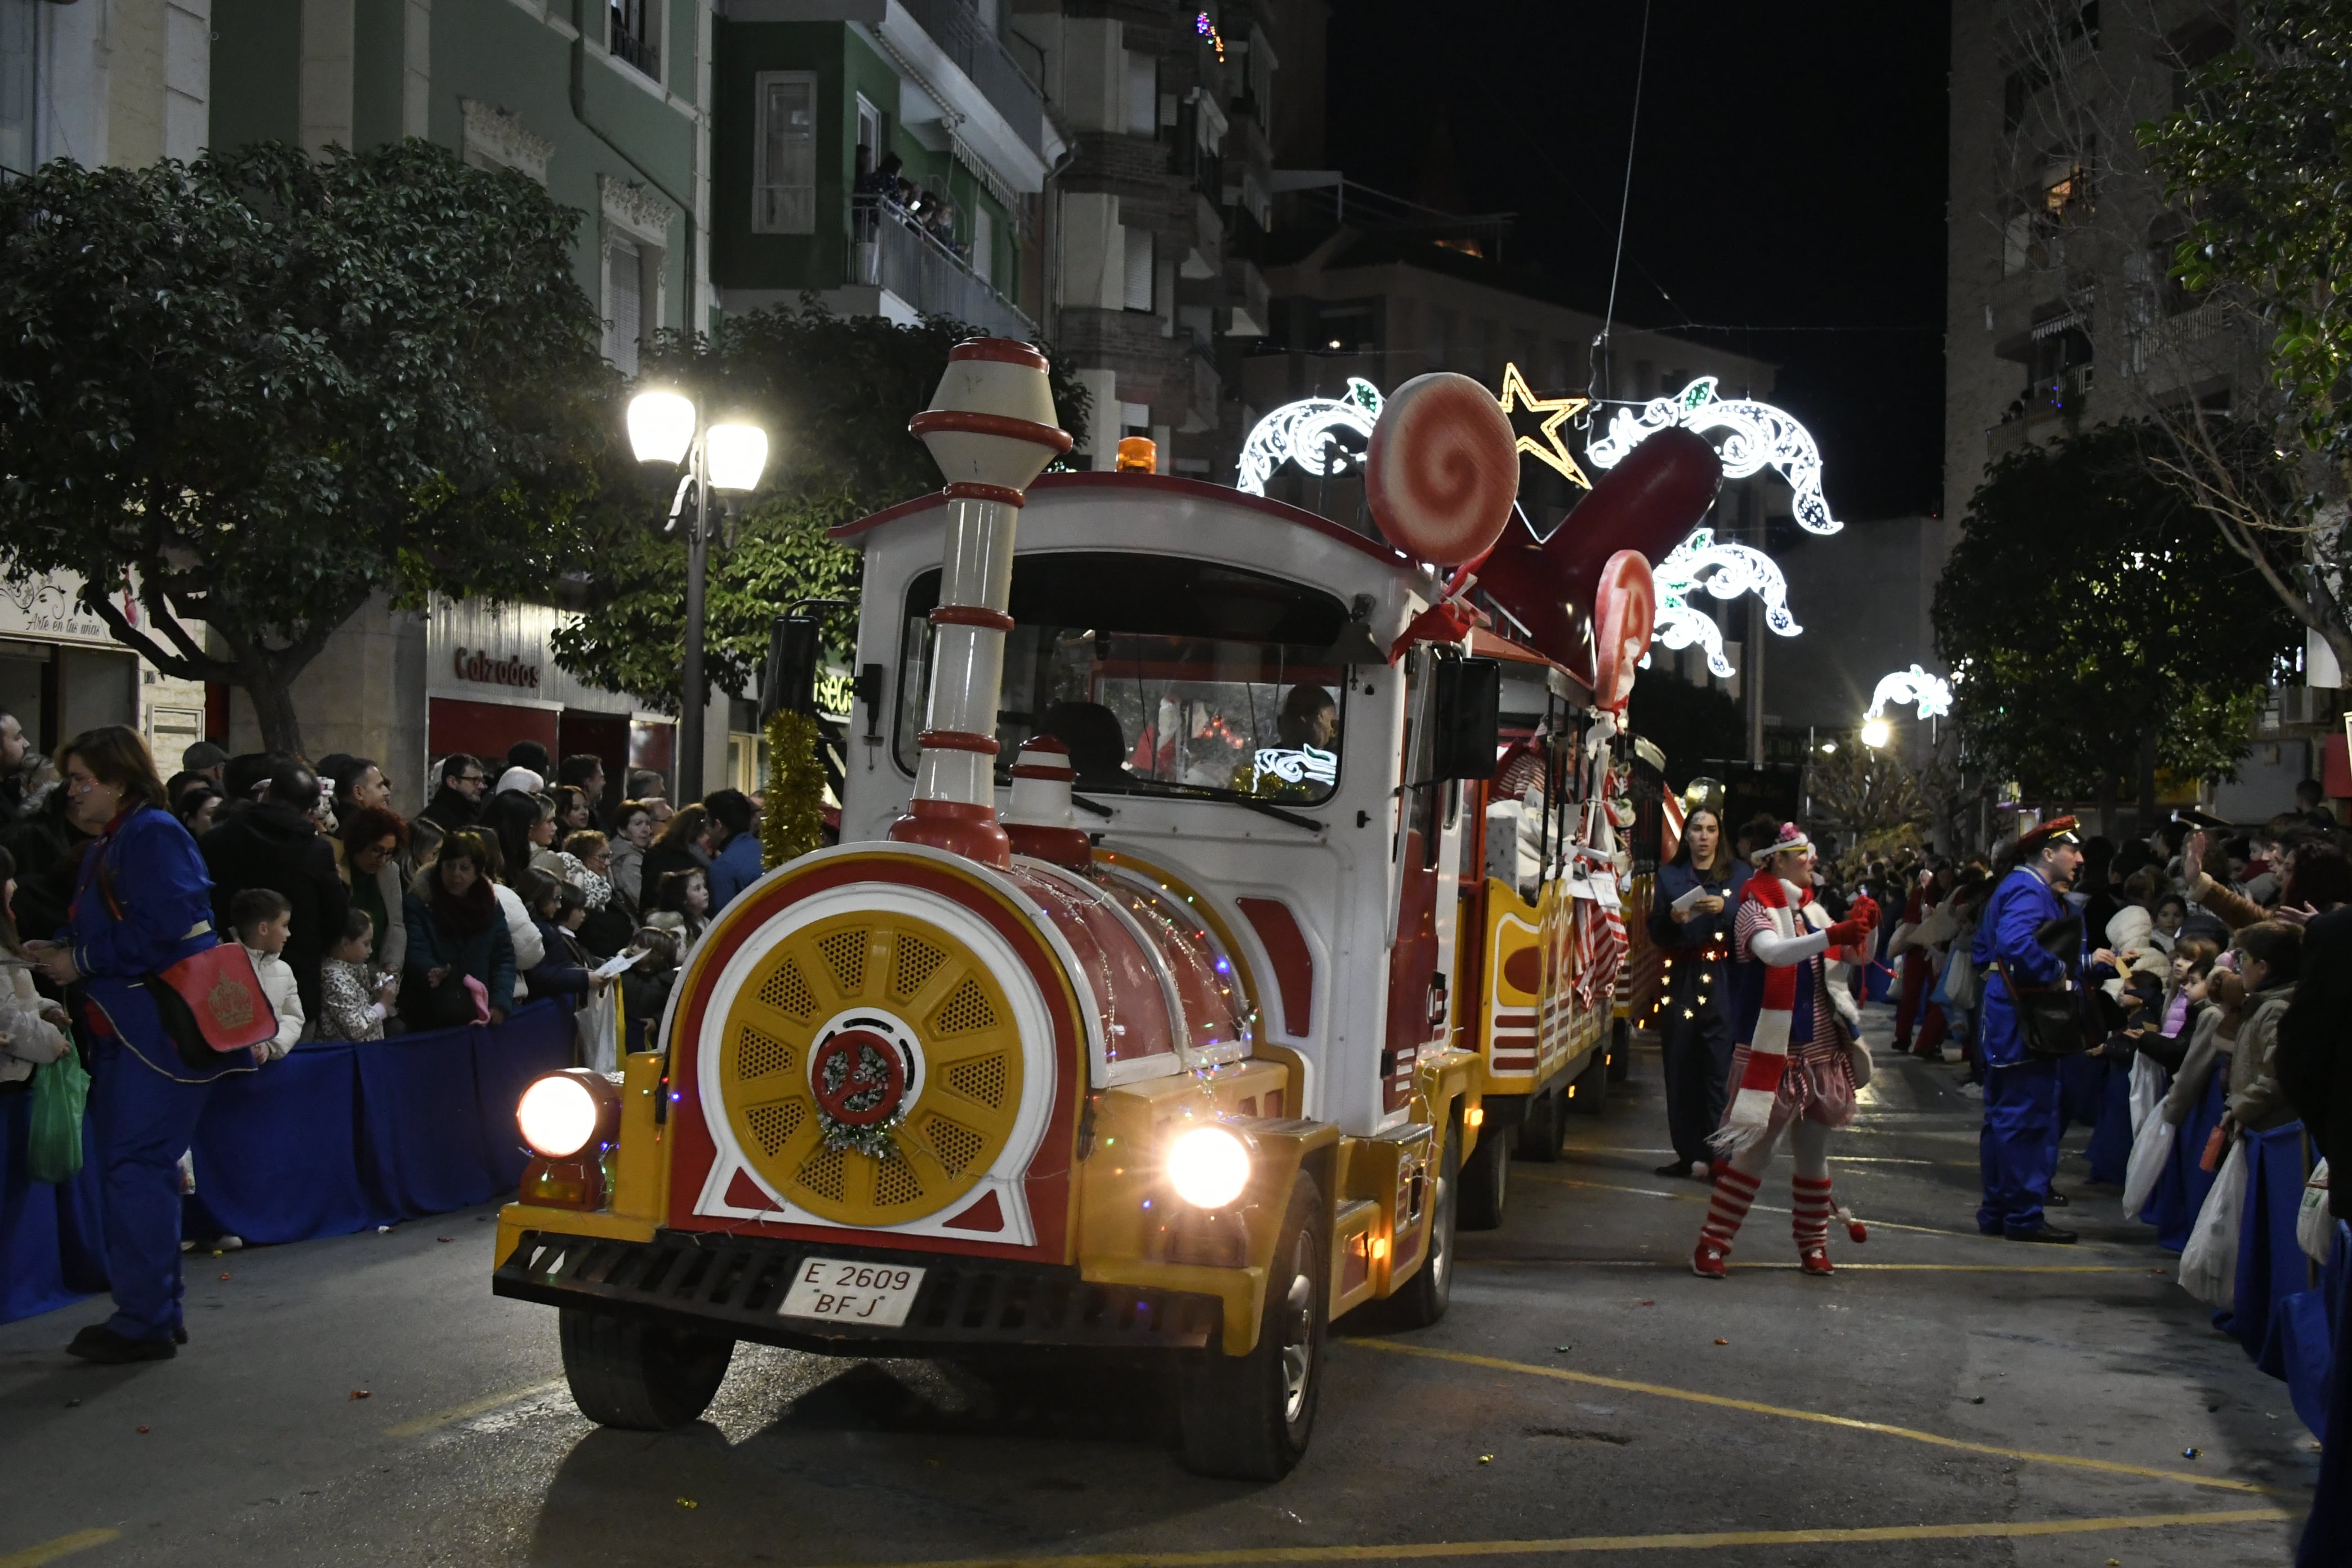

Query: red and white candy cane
[1364,372,1520,567]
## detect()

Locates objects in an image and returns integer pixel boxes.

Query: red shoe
[1799,1246,1834,1276]
[1691,1241,1728,1279]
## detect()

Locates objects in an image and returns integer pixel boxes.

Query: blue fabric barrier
[2230,1121,2313,1360]
[2082,1057,2133,1186]
[2298,1223,2352,1568]
[2145,1067,2229,1251]
[2262,1223,2347,1441]
[184,1044,376,1245]
[1,1002,576,1325]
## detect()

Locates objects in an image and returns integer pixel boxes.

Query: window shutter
[607,235,642,376]
[1124,228,1155,311]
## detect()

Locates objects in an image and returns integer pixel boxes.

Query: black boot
[66,1325,176,1364]
[2006,1222,2079,1245]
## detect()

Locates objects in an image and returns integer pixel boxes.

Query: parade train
[490,344,1717,1478]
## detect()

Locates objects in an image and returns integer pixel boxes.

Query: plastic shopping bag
[26,1048,90,1185]
[2179,1139,2248,1310]
[2127,1053,2168,1138]
[575,985,620,1076]
[2122,1105,2177,1219]
[2298,1159,2334,1267]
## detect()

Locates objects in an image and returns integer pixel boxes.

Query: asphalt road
[0,1011,2320,1568]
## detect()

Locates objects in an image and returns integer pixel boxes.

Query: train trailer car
[489,343,1721,1478]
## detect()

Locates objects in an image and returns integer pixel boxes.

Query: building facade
[1944,0,2326,819]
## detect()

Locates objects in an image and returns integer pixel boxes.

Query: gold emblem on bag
[207,979,255,1030]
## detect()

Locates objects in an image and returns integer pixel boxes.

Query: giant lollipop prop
[1590,549,1658,711]
[1365,372,1520,567]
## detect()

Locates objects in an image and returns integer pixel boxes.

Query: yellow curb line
[792,1509,2293,1568]
[1358,1341,2294,1496]
[0,1530,122,1568]
[384,1377,566,1438]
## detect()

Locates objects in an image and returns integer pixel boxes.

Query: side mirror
[1431,657,1501,781]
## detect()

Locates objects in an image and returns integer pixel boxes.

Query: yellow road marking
[798,1509,2292,1568]
[384,1377,565,1438]
[1475,1258,2142,1273]
[1360,1342,2292,1496]
[1517,1172,2127,1248]
[0,1530,122,1568]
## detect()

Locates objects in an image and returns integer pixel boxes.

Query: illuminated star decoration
[1641,527,1801,678]
[1236,378,1383,496]
[1496,362,1591,487]
[1585,376,1843,535]
[1866,665,1953,721]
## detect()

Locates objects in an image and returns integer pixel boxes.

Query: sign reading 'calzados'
[453,647,541,689]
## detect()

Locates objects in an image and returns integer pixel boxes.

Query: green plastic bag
[27,1048,90,1185]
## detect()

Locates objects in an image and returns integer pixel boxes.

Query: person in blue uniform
[26,727,248,1363]
[1971,815,2122,1242]
[1649,804,1748,1178]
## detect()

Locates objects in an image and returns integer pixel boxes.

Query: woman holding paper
[1648,805,1748,1179]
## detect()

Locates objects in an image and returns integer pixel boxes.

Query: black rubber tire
[1385,1121,1458,1328]
[558,1308,735,1430]
[1607,1017,1633,1082]
[1517,1087,1565,1161]
[1178,1172,1328,1480]
[1458,1117,1509,1230]
[1570,1042,1611,1117]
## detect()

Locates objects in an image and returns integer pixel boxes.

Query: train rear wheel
[1178,1173,1328,1480]
[1459,1119,1509,1229]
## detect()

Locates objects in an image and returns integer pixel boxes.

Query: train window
[896,553,1353,807]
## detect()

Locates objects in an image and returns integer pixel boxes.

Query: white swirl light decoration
[1251,744,1338,786]
[1638,527,1801,678]
[1236,378,1384,496]
[1584,376,1843,536]
[1867,665,1953,720]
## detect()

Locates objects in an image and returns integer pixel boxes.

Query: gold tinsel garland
[761,709,826,870]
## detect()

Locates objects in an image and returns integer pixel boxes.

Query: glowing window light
[1236,378,1382,495]
[1865,664,1953,721]
[1250,743,1337,786]
[1585,376,1843,536]
[1640,527,1801,678]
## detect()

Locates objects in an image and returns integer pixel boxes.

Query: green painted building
[210,0,710,373]
[707,1,1058,338]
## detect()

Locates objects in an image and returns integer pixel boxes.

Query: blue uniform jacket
[1971,865,2097,1068]
[1649,858,1749,1010]
[62,802,237,1081]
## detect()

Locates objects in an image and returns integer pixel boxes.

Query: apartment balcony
[884,0,1057,186]
[853,195,1032,340]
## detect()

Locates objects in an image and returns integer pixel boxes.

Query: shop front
[0,573,208,765]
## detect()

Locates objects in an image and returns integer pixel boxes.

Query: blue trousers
[89,1036,216,1343]
[1978,1055,2061,1235]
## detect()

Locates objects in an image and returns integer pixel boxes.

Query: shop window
[754,71,818,235]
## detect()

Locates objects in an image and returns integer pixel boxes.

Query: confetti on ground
[1477,1455,1493,1464]
[677,1498,698,1508]
[349,1390,371,1401]
[1714,1338,1728,1346]
[136,1426,149,1434]
[219,1272,231,1281]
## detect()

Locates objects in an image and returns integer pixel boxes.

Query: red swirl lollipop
[1590,549,1657,711]
[1365,372,1521,565]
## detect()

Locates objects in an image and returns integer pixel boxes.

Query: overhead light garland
[1236,378,1383,496]
[1866,664,1953,720]
[1642,527,1801,678]
[1585,376,1843,535]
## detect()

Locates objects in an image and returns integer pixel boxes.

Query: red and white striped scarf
[1722,871,1827,1146]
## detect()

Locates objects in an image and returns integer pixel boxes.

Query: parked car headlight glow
[517,1071,611,1159]
[1167,1125,1251,1209]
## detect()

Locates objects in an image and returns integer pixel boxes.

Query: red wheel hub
[810,1029,907,1128]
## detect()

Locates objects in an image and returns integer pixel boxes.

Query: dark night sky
[1327,1,1953,522]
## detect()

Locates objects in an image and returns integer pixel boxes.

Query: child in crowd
[621,924,682,1055]
[229,887,305,1061]
[316,908,397,1043]
[522,874,604,1004]
[652,868,711,950]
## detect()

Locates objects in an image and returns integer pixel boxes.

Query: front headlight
[1167,1125,1251,1209]
[517,1070,616,1159]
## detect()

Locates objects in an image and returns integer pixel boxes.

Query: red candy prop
[1590,550,1657,711]
[1365,372,1520,565]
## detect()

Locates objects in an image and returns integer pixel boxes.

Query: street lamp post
[627,390,769,803]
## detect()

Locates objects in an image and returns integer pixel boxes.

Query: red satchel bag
[93,834,279,1066]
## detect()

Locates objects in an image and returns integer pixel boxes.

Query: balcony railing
[895,0,1044,150]
[609,2,660,80]
[853,194,1031,339]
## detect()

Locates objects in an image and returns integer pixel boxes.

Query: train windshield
[897,553,1353,807]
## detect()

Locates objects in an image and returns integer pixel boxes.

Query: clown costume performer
[1692,824,1881,1279]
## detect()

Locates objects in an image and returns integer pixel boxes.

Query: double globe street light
[627,389,770,801]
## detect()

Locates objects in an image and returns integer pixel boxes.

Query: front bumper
[493,1229,1226,1355]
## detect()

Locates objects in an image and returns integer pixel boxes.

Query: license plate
[778,1257,927,1328]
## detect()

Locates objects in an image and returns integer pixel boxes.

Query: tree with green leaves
[1934,422,2296,821]
[0,141,613,754]
[551,306,1091,712]
[2139,0,2352,669]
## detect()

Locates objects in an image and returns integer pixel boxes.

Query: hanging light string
[1588,0,1655,409]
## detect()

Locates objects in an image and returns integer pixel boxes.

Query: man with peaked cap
[1971,815,2123,1242]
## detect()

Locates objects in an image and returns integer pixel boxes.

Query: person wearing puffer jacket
[2222,921,2302,1137]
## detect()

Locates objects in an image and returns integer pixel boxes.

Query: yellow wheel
[719,911,1025,1227]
